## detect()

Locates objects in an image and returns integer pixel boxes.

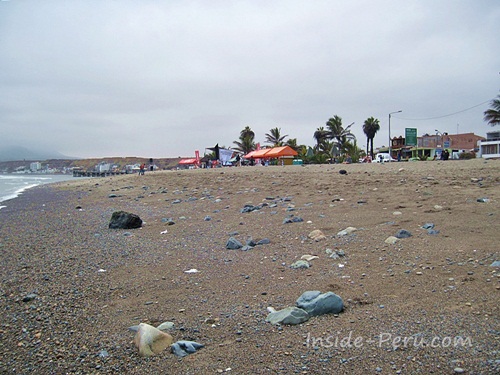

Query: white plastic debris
[184,269,199,273]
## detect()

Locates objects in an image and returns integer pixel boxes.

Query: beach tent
[243,149,272,159]
[243,150,258,159]
[263,146,298,158]
[178,158,197,165]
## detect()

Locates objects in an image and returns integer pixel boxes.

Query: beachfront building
[30,162,42,172]
[95,162,111,173]
[478,131,500,159]
[381,131,485,160]
[418,132,484,159]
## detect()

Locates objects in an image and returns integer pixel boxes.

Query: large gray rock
[266,306,310,325]
[296,291,344,316]
[226,237,243,249]
[109,211,142,229]
[171,340,204,357]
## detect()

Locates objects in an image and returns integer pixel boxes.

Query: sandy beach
[1,159,499,374]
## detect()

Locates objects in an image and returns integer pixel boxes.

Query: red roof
[178,158,197,164]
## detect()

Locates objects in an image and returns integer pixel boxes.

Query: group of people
[440,149,450,160]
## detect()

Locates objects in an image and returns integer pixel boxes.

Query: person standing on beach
[139,163,145,175]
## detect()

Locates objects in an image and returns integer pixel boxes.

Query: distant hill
[0,145,72,162]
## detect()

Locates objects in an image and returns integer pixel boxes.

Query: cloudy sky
[1,0,499,158]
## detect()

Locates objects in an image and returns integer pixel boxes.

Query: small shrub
[459,152,475,160]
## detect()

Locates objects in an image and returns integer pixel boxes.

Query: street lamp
[435,129,442,146]
[388,110,402,156]
[435,129,443,159]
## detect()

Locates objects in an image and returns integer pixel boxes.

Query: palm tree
[265,127,288,146]
[233,136,255,155]
[296,144,308,159]
[318,140,337,160]
[325,115,356,154]
[343,139,363,163]
[285,138,299,152]
[233,126,256,154]
[362,117,380,158]
[240,126,255,139]
[313,126,328,150]
[484,95,500,126]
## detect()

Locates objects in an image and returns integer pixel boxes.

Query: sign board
[405,128,417,146]
[443,141,450,148]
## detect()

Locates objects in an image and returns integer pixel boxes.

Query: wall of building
[417,132,484,151]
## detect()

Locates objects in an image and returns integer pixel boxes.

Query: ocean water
[0,174,77,209]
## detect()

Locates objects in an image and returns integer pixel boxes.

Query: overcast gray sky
[1,0,499,158]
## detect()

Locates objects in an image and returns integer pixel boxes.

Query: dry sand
[1,159,499,374]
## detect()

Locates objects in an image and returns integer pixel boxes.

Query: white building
[30,162,42,172]
[478,131,500,159]
[96,162,111,173]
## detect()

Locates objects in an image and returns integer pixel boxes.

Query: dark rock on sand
[108,211,143,229]
[283,216,304,224]
[226,237,243,249]
[241,204,263,213]
[395,229,412,238]
[22,293,37,302]
[246,237,257,247]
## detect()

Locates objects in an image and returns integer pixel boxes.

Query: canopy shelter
[178,158,198,165]
[243,150,257,159]
[263,146,298,158]
[244,146,297,159]
[243,148,272,159]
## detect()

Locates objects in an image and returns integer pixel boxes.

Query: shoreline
[1,159,499,374]
[0,174,81,208]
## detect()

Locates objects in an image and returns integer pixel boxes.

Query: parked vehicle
[373,153,396,163]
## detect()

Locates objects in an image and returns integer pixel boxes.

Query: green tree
[325,116,356,154]
[362,117,380,158]
[233,126,256,154]
[484,94,500,126]
[296,144,308,159]
[343,140,363,163]
[240,126,255,139]
[318,140,337,161]
[265,127,288,146]
[313,126,328,150]
[309,152,330,164]
[285,138,299,151]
